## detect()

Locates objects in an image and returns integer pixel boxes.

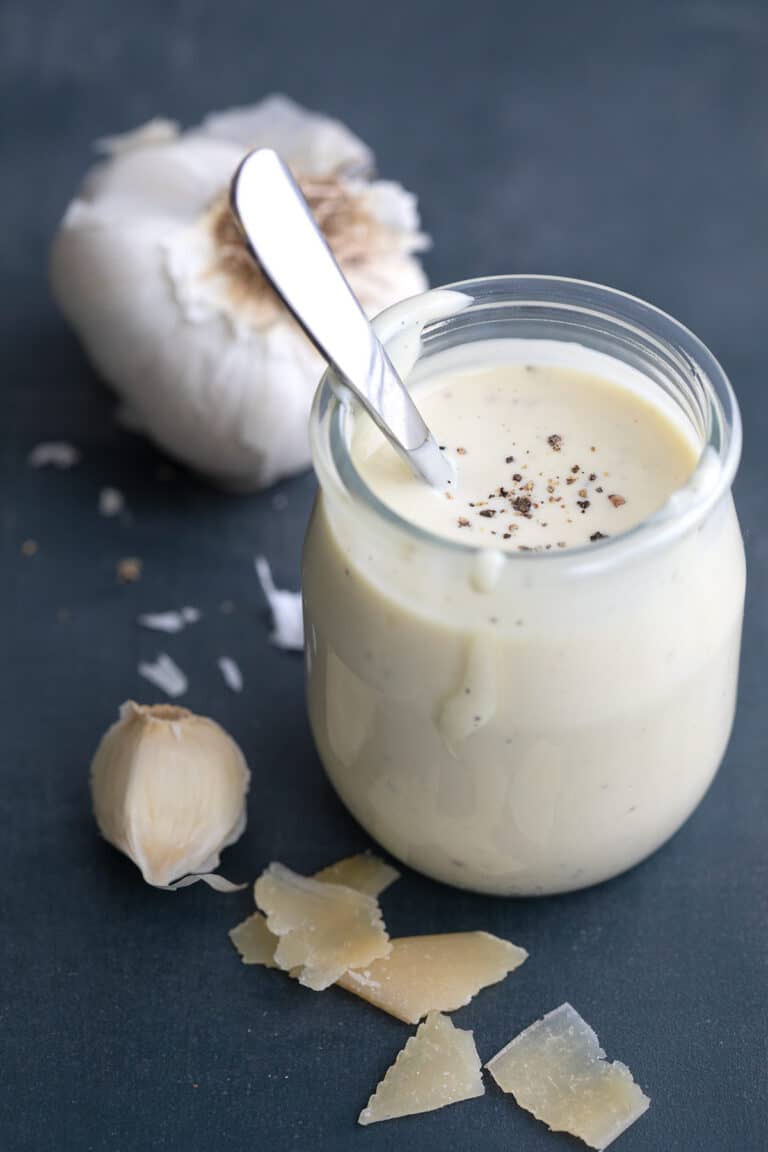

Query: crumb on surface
[117,557,142,583]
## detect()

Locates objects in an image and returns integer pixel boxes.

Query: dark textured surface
[2,2,767,1149]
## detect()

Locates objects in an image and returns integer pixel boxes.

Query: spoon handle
[230,149,452,488]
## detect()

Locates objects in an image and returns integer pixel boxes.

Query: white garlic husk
[51,95,430,490]
[91,701,250,889]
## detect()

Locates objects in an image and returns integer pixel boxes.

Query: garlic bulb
[51,95,430,490]
[91,701,250,889]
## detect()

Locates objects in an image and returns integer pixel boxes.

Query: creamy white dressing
[356,361,698,552]
[303,338,745,894]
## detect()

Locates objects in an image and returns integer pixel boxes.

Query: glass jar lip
[310,274,742,567]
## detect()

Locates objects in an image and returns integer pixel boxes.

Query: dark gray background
[2,1,766,1149]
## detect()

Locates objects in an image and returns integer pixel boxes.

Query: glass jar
[303,276,745,896]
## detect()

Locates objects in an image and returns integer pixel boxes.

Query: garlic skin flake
[51,95,429,491]
[255,555,303,650]
[91,702,250,888]
[98,486,125,516]
[28,442,81,469]
[137,652,188,697]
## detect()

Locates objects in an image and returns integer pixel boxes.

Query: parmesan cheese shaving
[231,853,398,969]
[254,862,390,990]
[358,1012,484,1126]
[486,1003,650,1149]
[313,852,399,898]
[229,912,279,967]
[339,931,527,1023]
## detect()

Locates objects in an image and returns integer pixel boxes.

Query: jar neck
[310,275,741,572]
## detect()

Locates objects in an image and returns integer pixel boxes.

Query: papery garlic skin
[51,95,429,490]
[91,702,250,888]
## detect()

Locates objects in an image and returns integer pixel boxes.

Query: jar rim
[310,275,742,569]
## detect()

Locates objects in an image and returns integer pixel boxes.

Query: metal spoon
[230,148,454,491]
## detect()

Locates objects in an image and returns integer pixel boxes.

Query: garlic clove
[91,701,250,888]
